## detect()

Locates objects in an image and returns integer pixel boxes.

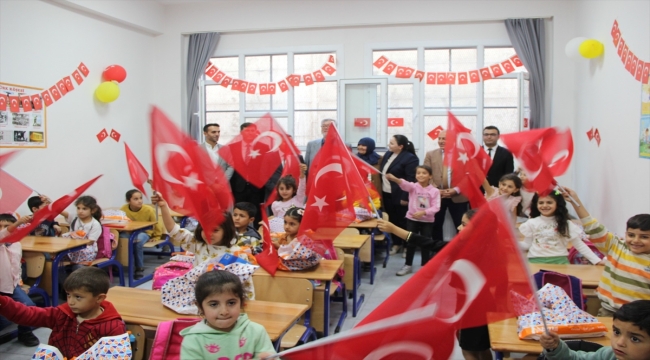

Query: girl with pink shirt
[271,164,307,219]
[482,173,523,224]
[386,165,441,276]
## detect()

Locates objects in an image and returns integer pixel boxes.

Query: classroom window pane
[205,85,239,111]
[484,79,518,107]
[272,55,288,110]
[245,56,271,111]
[388,84,413,108]
[295,53,335,75]
[206,112,240,144]
[387,108,414,148]
[424,85,450,108]
[373,50,417,76]
[423,115,477,153]
[484,47,527,73]
[208,56,238,79]
[294,110,337,147]
[294,82,337,110]
[451,48,477,72]
[484,108,519,134]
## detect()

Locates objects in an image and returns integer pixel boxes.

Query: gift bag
[153,261,193,290]
[170,251,195,264]
[32,344,64,360]
[278,239,322,271]
[32,333,132,359]
[354,207,375,222]
[102,209,131,225]
[161,255,258,314]
[517,283,607,340]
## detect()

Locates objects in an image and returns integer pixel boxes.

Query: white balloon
[565,37,587,61]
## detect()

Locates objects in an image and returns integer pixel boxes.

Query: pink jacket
[398,181,441,223]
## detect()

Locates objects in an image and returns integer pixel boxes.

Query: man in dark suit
[483,126,514,187]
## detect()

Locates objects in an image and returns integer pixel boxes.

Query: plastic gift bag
[32,333,132,359]
[277,238,322,271]
[517,283,607,340]
[153,261,193,290]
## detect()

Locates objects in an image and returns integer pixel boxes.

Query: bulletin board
[641,77,650,159]
[0,82,47,148]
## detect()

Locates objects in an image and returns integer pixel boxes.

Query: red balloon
[102,65,127,83]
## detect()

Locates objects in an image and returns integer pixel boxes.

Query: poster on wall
[641,77,650,159]
[0,82,46,148]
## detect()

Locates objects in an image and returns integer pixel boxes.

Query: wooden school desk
[254,259,344,337]
[20,236,93,306]
[348,219,379,284]
[333,234,370,317]
[489,316,612,358]
[107,287,308,350]
[528,263,604,288]
[104,221,157,287]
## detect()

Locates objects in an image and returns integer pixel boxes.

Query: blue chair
[21,252,50,307]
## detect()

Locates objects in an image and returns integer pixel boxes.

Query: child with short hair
[28,195,62,236]
[0,213,40,347]
[232,202,262,254]
[562,187,650,317]
[386,165,441,276]
[540,299,650,360]
[0,267,126,358]
[181,271,275,359]
[518,190,603,265]
[120,189,162,279]
[271,165,307,218]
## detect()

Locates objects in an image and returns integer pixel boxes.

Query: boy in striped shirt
[562,187,650,317]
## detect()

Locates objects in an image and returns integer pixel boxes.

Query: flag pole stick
[555,183,580,207]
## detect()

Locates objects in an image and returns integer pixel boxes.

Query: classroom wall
[0,0,160,212]
[572,0,650,234]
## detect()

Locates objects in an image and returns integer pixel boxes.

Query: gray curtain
[186,32,220,139]
[505,18,546,128]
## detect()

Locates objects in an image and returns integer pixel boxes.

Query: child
[64,196,103,264]
[271,165,307,219]
[272,206,304,248]
[232,202,262,254]
[540,300,650,360]
[120,189,162,279]
[386,165,441,276]
[562,187,650,317]
[516,168,535,217]
[0,213,40,347]
[0,267,126,358]
[180,271,275,359]
[153,193,240,266]
[28,195,62,236]
[483,173,523,220]
[519,190,603,265]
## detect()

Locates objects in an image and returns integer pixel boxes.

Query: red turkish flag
[500,128,574,197]
[220,76,232,88]
[643,63,650,84]
[247,82,257,94]
[78,62,89,77]
[303,74,314,86]
[235,80,248,92]
[480,67,492,81]
[268,83,277,94]
[322,64,336,75]
[0,93,7,111]
[457,72,468,84]
[20,96,32,112]
[278,80,289,92]
[511,55,524,67]
[611,20,621,46]
[0,175,102,244]
[313,70,325,82]
[205,65,218,78]
[617,39,625,57]
[387,118,404,127]
[151,106,232,238]
[427,125,444,141]
[445,112,491,208]
[621,45,629,64]
[414,70,425,82]
[96,129,108,143]
[469,70,481,83]
[49,86,61,101]
[259,83,269,95]
[586,127,595,141]
[124,142,150,197]
[63,76,74,91]
[629,54,639,76]
[0,151,20,168]
[0,170,33,214]
[395,66,414,78]
[72,70,84,85]
[219,115,284,189]
[328,55,335,63]
[490,64,504,77]
[110,129,121,142]
[446,72,456,85]
[256,210,279,276]
[211,71,224,83]
[426,72,436,84]
[383,62,396,75]
[8,96,19,112]
[56,80,68,96]
[625,51,634,72]
[354,118,370,127]
[594,129,601,146]
[635,61,645,82]
[41,90,53,106]
[436,73,447,85]
[30,94,42,111]
[279,200,536,360]
[286,75,300,87]
[373,56,388,69]
[501,59,515,73]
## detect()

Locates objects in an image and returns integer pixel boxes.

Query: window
[202,52,337,147]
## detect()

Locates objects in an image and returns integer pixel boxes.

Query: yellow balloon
[95,81,120,103]
[579,39,604,59]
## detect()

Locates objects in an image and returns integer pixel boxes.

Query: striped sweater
[582,216,650,312]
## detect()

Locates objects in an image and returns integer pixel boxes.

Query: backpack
[533,270,585,310]
[70,218,116,260]
[568,239,605,264]
[152,261,193,290]
[149,318,201,360]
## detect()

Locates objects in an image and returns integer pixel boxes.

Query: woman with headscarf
[357,137,383,204]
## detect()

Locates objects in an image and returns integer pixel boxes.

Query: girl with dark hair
[63,195,103,264]
[482,173,523,221]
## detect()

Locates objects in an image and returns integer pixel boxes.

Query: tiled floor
[0,247,510,359]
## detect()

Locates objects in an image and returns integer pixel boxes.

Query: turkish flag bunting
[426,72,436,84]
[78,62,89,77]
[0,175,102,244]
[501,59,515,73]
[635,61,644,82]
[328,55,335,63]
[278,80,289,92]
[255,210,279,276]
[625,51,634,72]
[56,80,68,96]
[63,76,74,91]
[49,86,61,101]
[0,150,20,168]
[247,83,257,94]
[220,76,232,88]
[238,80,249,92]
[97,129,108,143]
[427,125,444,141]
[287,75,301,87]
[444,112,491,208]
[594,129,601,146]
[621,45,629,64]
[480,68,492,81]
[446,72,456,85]
[469,70,481,83]
[151,106,232,239]
[268,83,277,94]
[500,127,574,197]
[0,93,7,111]
[9,96,19,112]
[303,74,314,86]
[212,71,225,83]
[383,62,396,75]
[0,170,33,214]
[20,96,32,112]
[205,65,218,78]
[611,20,621,46]
[586,127,595,141]
[395,66,414,78]
[72,70,84,85]
[41,90,54,106]
[511,55,524,67]
[617,39,625,57]
[259,84,269,95]
[30,94,42,111]
[414,70,425,82]
[373,56,388,69]
[629,54,639,76]
[643,63,650,84]
[313,70,325,82]
[322,64,336,75]
[110,129,121,142]
[278,199,536,360]
[490,64,504,77]
[436,73,447,85]
[219,114,285,189]
[124,143,150,197]
[457,72,468,85]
